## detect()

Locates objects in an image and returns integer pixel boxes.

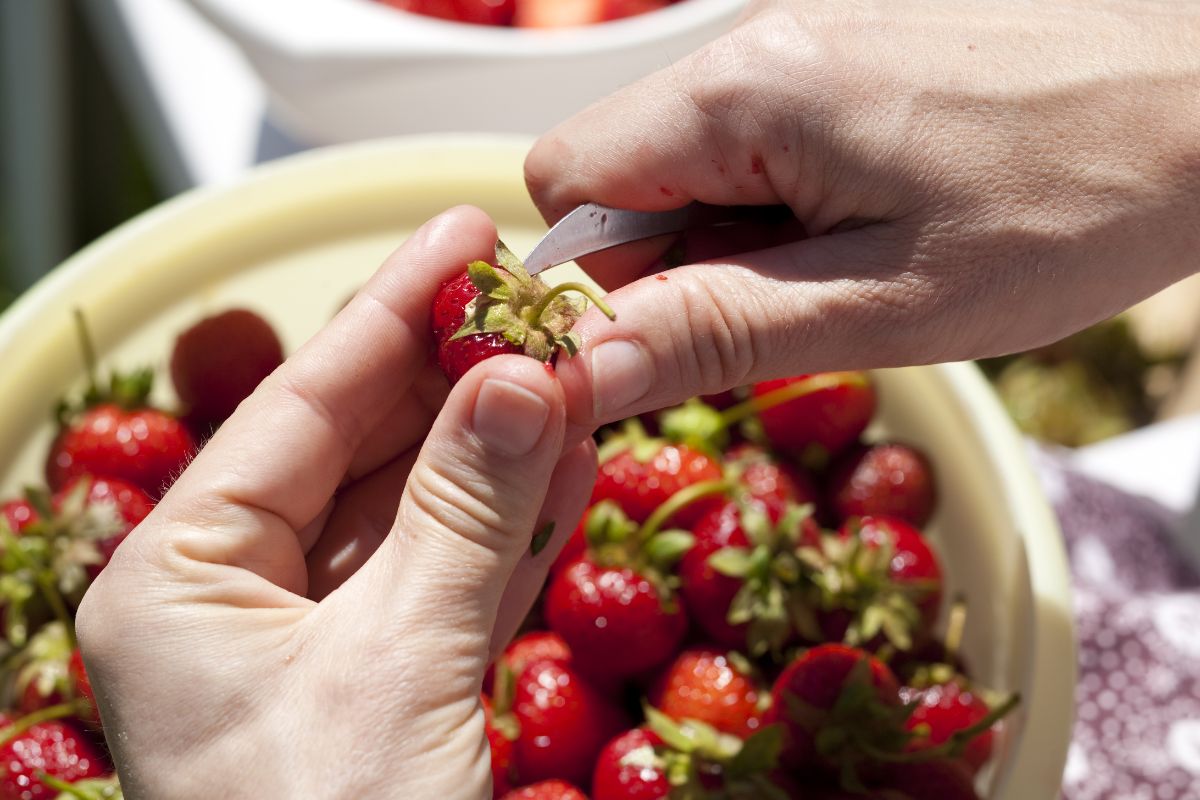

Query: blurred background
[3,0,1200,471]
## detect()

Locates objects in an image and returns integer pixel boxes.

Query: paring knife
[523,202,792,276]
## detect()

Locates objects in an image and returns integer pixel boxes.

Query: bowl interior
[0,135,1071,797]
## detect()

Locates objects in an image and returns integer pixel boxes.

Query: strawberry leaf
[646,530,696,566]
[708,546,755,579]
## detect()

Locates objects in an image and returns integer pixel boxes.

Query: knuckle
[405,460,512,550]
[668,272,758,394]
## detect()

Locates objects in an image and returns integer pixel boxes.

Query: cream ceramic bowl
[0,136,1073,798]
[185,0,747,143]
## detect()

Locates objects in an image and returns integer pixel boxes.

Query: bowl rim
[0,133,1074,797]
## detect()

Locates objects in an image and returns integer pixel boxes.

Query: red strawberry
[512,658,627,786]
[382,0,516,25]
[752,373,876,467]
[805,516,943,652]
[827,443,936,528]
[763,644,903,773]
[726,444,820,513]
[649,648,764,739]
[545,558,687,680]
[487,630,574,696]
[53,476,153,569]
[592,728,670,800]
[483,693,516,797]
[679,500,821,655]
[1,500,38,534]
[0,715,107,800]
[500,781,588,800]
[882,759,980,800]
[69,649,96,714]
[592,427,725,527]
[431,243,613,385]
[46,401,195,501]
[170,308,284,431]
[901,681,994,773]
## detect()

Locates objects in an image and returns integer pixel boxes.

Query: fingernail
[473,379,551,457]
[590,339,653,418]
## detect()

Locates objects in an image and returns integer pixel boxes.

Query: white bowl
[0,135,1073,797]
[185,0,747,143]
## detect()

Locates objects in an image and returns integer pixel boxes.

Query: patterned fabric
[1033,449,1200,800]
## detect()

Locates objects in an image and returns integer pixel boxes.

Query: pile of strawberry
[378,0,685,28]
[0,309,283,800]
[483,372,1018,800]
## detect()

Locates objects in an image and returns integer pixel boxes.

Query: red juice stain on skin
[782,145,790,153]
[656,274,669,281]
[543,362,556,376]
[750,156,765,175]
[660,186,675,197]
[967,43,977,51]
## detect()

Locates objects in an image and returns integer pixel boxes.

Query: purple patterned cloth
[1032,449,1200,800]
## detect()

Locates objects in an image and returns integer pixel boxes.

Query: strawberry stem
[944,596,968,663]
[72,308,100,398]
[35,571,76,646]
[637,480,731,541]
[0,700,86,747]
[720,372,870,426]
[526,282,617,324]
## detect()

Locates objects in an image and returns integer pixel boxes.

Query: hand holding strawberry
[73,208,600,799]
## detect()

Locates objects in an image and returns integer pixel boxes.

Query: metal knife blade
[523,202,788,276]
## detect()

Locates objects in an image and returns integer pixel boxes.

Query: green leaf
[708,547,755,579]
[739,503,773,548]
[493,240,528,277]
[728,724,783,777]
[727,582,759,626]
[646,530,696,566]
[466,259,513,299]
[530,521,555,556]
[644,705,698,753]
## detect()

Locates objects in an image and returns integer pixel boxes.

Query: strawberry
[649,648,765,739]
[545,558,687,680]
[483,693,517,797]
[53,476,153,570]
[827,443,936,528]
[500,781,588,800]
[68,649,96,716]
[592,424,726,527]
[170,308,284,432]
[725,444,820,513]
[0,715,107,799]
[592,728,670,800]
[763,644,904,775]
[12,625,98,728]
[1,500,38,534]
[596,711,790,800]
[46,401,194,501]
[881,759,980,800]
[751,373,876,467]
[511,658,627,786]
[431,242,613,385]
[679,500,821,656]
[901,681,995,773]
[802,516,943,652]
[486,630,574,696]
[382,0,516,25]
